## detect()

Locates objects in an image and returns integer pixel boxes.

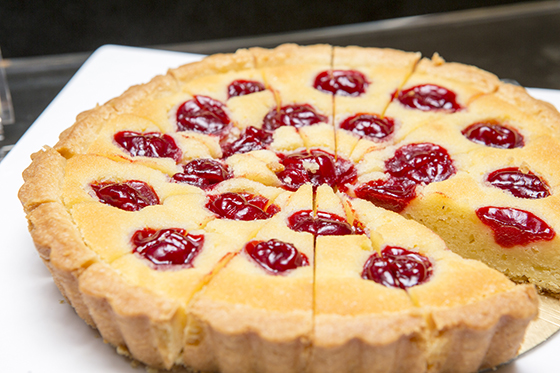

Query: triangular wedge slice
[332,46,421,161]
[255,44,336,154]
[382,53,502,141]
[344,196,538,373]
[182,184,315,372]
[77,221,255,370]
[311,187,425,372]
[312,232,426,373]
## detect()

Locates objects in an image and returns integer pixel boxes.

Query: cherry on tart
[206,192,280,221]
[227,79,266,98]
[362,246,433,289]
[486,167,550,199]
[91,180,159,211]
[114,131,182,162]
[313,70,369,96]
[171,159,231,189]
[462,121,524,149]
[287,210,364,236]
[276,149,357,191]
[397,84,462,112]
[262,104,328,131]
[340,113,395,141]
[176,95,231,135]
[354,177,417,213]
[245,239,309,275]
[131,228,204,268]
[476,206,555,247]
[385,143,456,184]
[221,126,274,158]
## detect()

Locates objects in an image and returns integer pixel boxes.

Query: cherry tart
[22,43,560,373]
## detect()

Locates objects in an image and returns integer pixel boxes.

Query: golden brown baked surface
[20,43,558,372]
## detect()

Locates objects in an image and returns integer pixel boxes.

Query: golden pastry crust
[311,313,427,373]
[425,285,537,372]
[170,48,256,84]
[185,297,312,373]
[19,44,548,372]
[55,104,117,158]
[416,53,501,98]
[252,43,332,68]
[25,202,98,326]
[79,262,185,369]
[493,83,560,134]
[19,148,100,326]
[20,147,67,211]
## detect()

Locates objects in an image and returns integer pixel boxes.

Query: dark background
[1,0,530,58]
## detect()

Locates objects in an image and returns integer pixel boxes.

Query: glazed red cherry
[172,159,231,189]
[386,143,456,184]
[91,180,159,211]
[114,131,182,162]
[354,177,417,213]
[397,84,462,112]
[277,150,335,190]
[206,192,279,221]
[287,210,363,236]
[228,80,266,98]
[340,113,395,141]
[221,126,274,158]
[487,167,550,199]
[276,149,357,191]
[245,239,309,274]
[476,206,555,247]
[462,121,524,149]
[262,104,328,131]
[362,246,433,289]
[131,228,204,267]
[176,95,230,135]
[313,70,369,96]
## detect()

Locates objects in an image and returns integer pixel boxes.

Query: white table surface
[1,44,559,372]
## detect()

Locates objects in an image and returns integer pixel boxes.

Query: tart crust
[19,44,550,372]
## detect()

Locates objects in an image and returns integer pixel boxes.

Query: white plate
[1,45,560,373]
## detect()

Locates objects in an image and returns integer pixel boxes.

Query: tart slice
[331,46,421,160]
[343,196,538,373]
[176,58,280,150]
[183,184,315,372]
[61,153,205,206]
[77,222,256,370]
[407,250,538,372]
[84,112,230,180]
[383,53,502,138]
[404,159,560,294]
[311,191,425,373]
[256,44,335,153]
[312,233,426,373]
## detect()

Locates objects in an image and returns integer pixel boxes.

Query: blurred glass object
[0,47,15,142]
